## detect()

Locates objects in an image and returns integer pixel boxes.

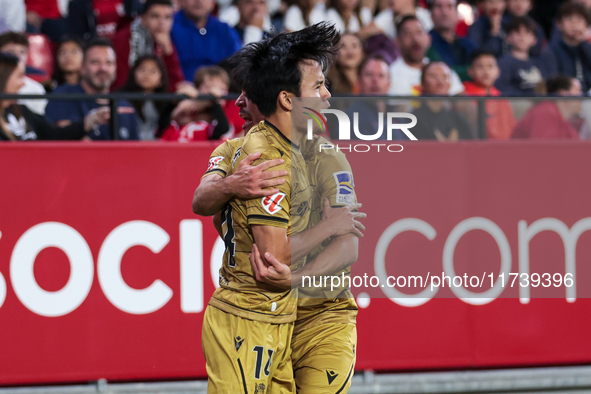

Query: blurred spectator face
[387,0,415,13]
[81,46,117,92]
[0,43,28,66]
[422,62,451,95]
[3,63,25,105]
[481,0,505,18]
[141,4,175,35]
[558,14,589,45]
[358,58,390,94]
[573,0,591,10]
[180,0,215,21]
[335,0,360,13]
[397,19,430,64]
[135,59,163,92]
[236,90,264,133]
[338,34,364,69]
[558,78,583,117]
[506,26,536,52]
[198,75,229,97]
[238,0,268,23]
[506,0,532,17]
[560,78,583,96]
[468,54,499,88]
[431,0,458,32]
[57,41,83,74]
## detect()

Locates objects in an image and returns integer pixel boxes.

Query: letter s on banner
[10,222,94,317]
[98,221,173,314]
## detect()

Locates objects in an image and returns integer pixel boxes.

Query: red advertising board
[0,141,590,385]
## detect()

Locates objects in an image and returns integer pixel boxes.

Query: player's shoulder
[211,136,244,157]
[242,121,284,160]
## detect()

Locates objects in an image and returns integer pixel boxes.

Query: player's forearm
[290,219,335,262]
[292,234,359,287]
[192,176,237,216]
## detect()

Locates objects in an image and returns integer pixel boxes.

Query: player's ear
[277,90,293,112]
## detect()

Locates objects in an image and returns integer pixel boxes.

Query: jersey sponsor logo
[262,192,286,215]
[326,370,339,385]
[207,156,225,171]
[333,171,355,204]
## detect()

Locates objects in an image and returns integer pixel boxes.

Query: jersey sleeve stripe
[204,168,227,177]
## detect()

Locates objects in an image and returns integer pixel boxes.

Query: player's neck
[266,114,303,146]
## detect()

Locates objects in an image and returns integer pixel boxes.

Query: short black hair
[506,15,538,35]
[469,49,496,65]
[557,2,591,26]
[83,37,114,57]
[142,0,173,15]
[546,74,576,94]
[358,54,390,76]
[229,22,340,117]
[0,32,29,50]
[396,15,422,35]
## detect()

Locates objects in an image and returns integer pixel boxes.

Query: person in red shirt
[67,0,142,41]
[463,49,515,139]
[512,75,582,140]
[111,0,184,91]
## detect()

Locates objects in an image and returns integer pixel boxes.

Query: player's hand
[322,198,366,238]
[228,152,287,199]
[250,244,291,290]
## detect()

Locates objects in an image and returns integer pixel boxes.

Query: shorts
[291,316,356,394]
[202,304,295,394]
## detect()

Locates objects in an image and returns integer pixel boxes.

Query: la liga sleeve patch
[333,171,355,204]
[207,156,225,171]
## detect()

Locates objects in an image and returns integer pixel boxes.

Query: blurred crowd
[0,0,589,141]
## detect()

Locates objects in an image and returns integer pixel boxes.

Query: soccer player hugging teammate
[192,23,366,393]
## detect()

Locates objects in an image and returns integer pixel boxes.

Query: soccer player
[197,23,354,393]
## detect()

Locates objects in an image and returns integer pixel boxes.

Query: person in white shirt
[0,0,26,34]
[374,0,432,38]
[389,15,463,96]
[283,0,327,32]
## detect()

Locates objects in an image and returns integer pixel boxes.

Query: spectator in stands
[111,0,184,91]
[468,0,508,58]
[0,54,111,141]
[45,38,139,140]
[389,15,464,95]
[0,0,26,34]
[463,49,515,139]
[427,0,475,81]
[171,0,242,82]
[51,37,84,89]
[0,32,47,115]
[159,65,231,141]
[68,0,142,41]
[412,61,473,140]
[374,0,433,38]
[283,0,327,32]
[327,33,364,94]
[324,0,377,36]
[342,55,410,139]
[233,0,272,44]
[549,2,591,92]
[496,16,548,95]
[512,74,581,139]
[25,0,68,42]
[121,55,169,140]
[503,0,545,56]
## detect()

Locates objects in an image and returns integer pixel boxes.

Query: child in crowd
[121,55,169,141]
[468,0,508,58]
[503,0,545,55]
[550,2,591,92]
[463,49,515,139]
[160,66,231,142]
[495,16,549,95]
[51,37,84,90]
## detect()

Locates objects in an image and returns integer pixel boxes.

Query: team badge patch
[232,147,242,167]
[333,171,355,204]
[262,192,286,215]
[207,156,224,171]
